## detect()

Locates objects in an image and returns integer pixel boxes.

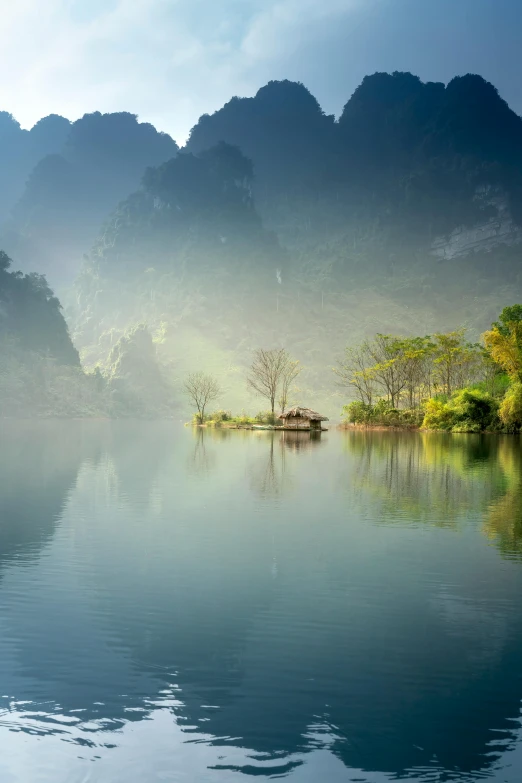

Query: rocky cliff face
[431,186,522,260]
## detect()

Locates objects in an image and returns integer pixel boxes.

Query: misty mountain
[0,111,71,224]
[188,72,522,258]
[66,72,522,414]
[0,247,174,418]
[1,111,178,285]
[71,142,286,406]
[3,71,522,292]
[2,71,522,415]
[188,79,337,194]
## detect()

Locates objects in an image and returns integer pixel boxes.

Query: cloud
[241,0,364,60]
[0,0,370,143]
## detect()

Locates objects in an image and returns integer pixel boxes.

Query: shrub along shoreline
[338,306,522,434]
[189,410,279,428]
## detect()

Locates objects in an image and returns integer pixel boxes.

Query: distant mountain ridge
[187,72,522,259]
[2,71,522,415]
[1,111,178,284]
[0,111,71,224]
[2,71,522,287]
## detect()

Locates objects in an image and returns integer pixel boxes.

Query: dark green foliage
[0,250,78,364]
[494,304,522,334]
[0,250,116,417]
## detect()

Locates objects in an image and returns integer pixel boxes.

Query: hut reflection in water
[280,429,325,451]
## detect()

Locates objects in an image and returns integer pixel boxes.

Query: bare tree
[333,342,375,405]
[183,372,221,423]
[278,359,301,413]
[247,348,299,415]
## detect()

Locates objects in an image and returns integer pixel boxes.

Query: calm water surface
[1,422,522,782]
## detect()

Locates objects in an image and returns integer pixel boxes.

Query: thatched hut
[278,406,329,431]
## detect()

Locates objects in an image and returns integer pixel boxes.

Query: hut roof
[278,406,329,421]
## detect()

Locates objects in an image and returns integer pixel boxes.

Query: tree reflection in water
[249,430,325,498]
[484,436,522,557]
[343,430,510,529]
[186,427,217,477]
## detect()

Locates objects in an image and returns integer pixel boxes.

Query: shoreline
[193,423,328,431]
[338,423,520,435]
[338,423,420,432]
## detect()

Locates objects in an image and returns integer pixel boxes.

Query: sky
[1,0,522,145]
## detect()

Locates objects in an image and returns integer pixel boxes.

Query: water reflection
[280,429,326,452]
[248,430,324,497]
[344,430,510,527]
[249,434,286,497]
[0,421,105,568]
[186,426,217,476]
[484,437,522,557]
[1,425,522,782]
[343,430,522,562]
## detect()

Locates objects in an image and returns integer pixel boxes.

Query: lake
[1,422,522,782]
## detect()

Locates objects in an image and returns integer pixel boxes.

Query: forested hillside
[0,250,78,364]
[1,112,178,285]
[0,249,174,418]
[0,249,84,416]
[2,71,522,416]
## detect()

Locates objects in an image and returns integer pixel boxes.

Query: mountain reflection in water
[0,422,522,782]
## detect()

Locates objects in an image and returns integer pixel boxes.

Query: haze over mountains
[1,111,178,284]
[1,71,522,415]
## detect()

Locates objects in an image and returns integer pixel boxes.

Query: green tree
[400,336,435,408]
[499,382,522,429]
[423,388,498,432]
[432,330,482,396]
[484,305,522,382]
[366,334,407,408]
